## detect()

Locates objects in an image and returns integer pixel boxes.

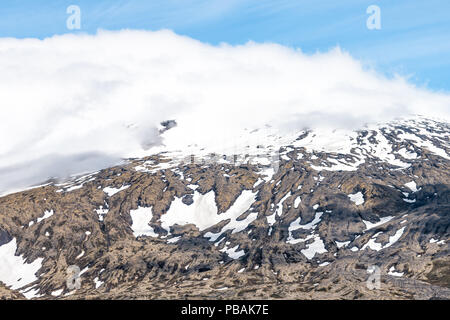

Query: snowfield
[0,238,43,291]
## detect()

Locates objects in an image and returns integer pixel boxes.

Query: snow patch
[388,266,404,277]
[301,236,327,260]
[362,216,394,231]
[161,190,257,239]
[103,185,130,197]
[220,245,245,259]
[37,209,54,223]
[130,206,158,237]
[404,181,418,193]
[0,238,43,291]
[335,241,350,248]
[348,192,364,205]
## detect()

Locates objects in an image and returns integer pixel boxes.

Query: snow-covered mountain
[0,116,449,300]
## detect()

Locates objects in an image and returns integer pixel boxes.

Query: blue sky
[0,0,449,91]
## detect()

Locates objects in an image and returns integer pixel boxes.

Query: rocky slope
[0,116,449,300]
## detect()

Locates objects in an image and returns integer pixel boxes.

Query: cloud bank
[0,29,449,194]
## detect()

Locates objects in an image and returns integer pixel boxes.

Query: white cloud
[0,29,448,194]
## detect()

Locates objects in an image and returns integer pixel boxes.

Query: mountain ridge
[0,116,449,300]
